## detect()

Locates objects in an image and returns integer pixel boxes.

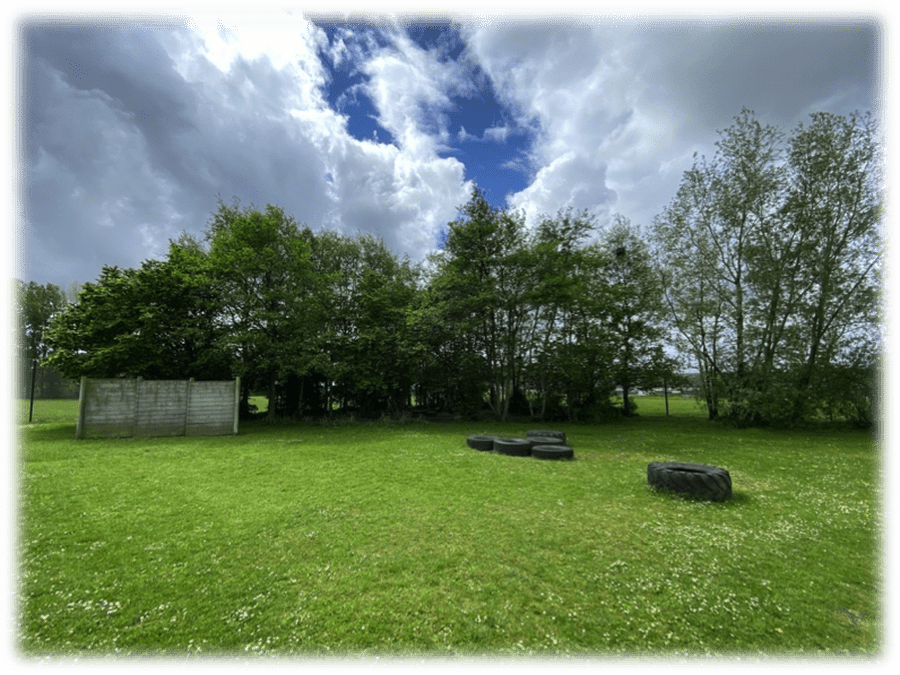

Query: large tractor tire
[526,435,564,449]
[493,437,532,457]
[647,461,732,502]
[466,435,497,452]
[532,444,575,460]
[526,429,567,445]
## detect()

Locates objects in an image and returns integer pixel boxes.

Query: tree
[429,188,532,422]
[309,231,417,417]
[205,200,323,421]
[598,216,669,416]
[6,277,29,399]
[522,208,601,419]
[653,109,882,425]
[405,276,491,417]
[45,243,231,383]
[781,111,883,423]
[25,281,66,395]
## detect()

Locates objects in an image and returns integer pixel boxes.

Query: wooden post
[75,376,87,439]
[28,359,38,423]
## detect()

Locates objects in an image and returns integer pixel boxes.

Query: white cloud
[461,9,884,232]
[483,125,510,143]
[19,15,879,289]
[171,16,474,258]
[457,125,477,142]
[507,151,616,224]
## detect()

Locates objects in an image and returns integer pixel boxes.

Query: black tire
[647,461,732,502]
[532,444,574,460]
[494,437,532,457]
[526,435,564,448]
[527,429,567,444]
[466,435,496,452]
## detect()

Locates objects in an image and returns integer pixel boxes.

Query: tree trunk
[298,374,305,417]
[267,369,277,421]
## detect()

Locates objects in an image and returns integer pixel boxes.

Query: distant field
[16,398,80,425]
[17,401,880,658]
[616,394,707,417]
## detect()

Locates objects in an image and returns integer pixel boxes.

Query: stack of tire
[465,430,574,460]
[647,461,732,502]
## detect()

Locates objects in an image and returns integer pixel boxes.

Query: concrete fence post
[186,377,195,436]
[233,376,241,435]
[75,376,87,440]
[134,377,141,437]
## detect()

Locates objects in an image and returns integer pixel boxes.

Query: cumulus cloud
[463,18,879,230]
[20,16,475,286]
[18,15,879,288]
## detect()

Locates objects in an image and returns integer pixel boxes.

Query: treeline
[21,109,882,427]
[37,192,674,423]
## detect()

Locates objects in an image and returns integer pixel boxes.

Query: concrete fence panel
[186,380,241,436]
[135,380,189,438]
[76,377,239,439]
[76,378,138,439]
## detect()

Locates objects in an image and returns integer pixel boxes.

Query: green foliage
[45,245,230,382]
[4,277,30,399]
[653,109,882,426]
[16,280,70,399]
[596,216,671,415]
[310,231,418,417]
[429,188,533,421]
[33,108,877,427]
[206,200,323,420]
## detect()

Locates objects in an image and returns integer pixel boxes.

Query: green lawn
[16,399,881,658]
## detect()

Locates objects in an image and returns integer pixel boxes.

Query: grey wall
[76,378,239,439]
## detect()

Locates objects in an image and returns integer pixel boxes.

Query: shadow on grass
[645,485,754,507]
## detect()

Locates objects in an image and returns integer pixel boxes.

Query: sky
[11,6,884,290]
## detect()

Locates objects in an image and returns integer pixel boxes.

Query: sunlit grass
[616,394,708,417]
[16,403,881,659]
[16,398,80,425]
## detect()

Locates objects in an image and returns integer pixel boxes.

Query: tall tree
[598,216,669,416]
[781,111,883,423]
[311,231,417,416]
[431,188,531,422]
[653,109,882,425]
[5,277,29,399]
[405,274,491,417]
[205,200,322,420]
[522,208,608,420]
[25,281,67,395]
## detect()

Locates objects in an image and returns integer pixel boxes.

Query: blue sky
[12,8,882,289]
[316,20,532,205]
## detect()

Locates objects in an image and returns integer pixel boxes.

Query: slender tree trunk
[297,374,305,417]
[28,359,37,423]
[267,369,277,421]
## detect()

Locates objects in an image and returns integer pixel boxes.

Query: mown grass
[15,398,80,425]
[16,399,881,659]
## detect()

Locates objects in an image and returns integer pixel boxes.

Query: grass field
[16,398,881,659]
